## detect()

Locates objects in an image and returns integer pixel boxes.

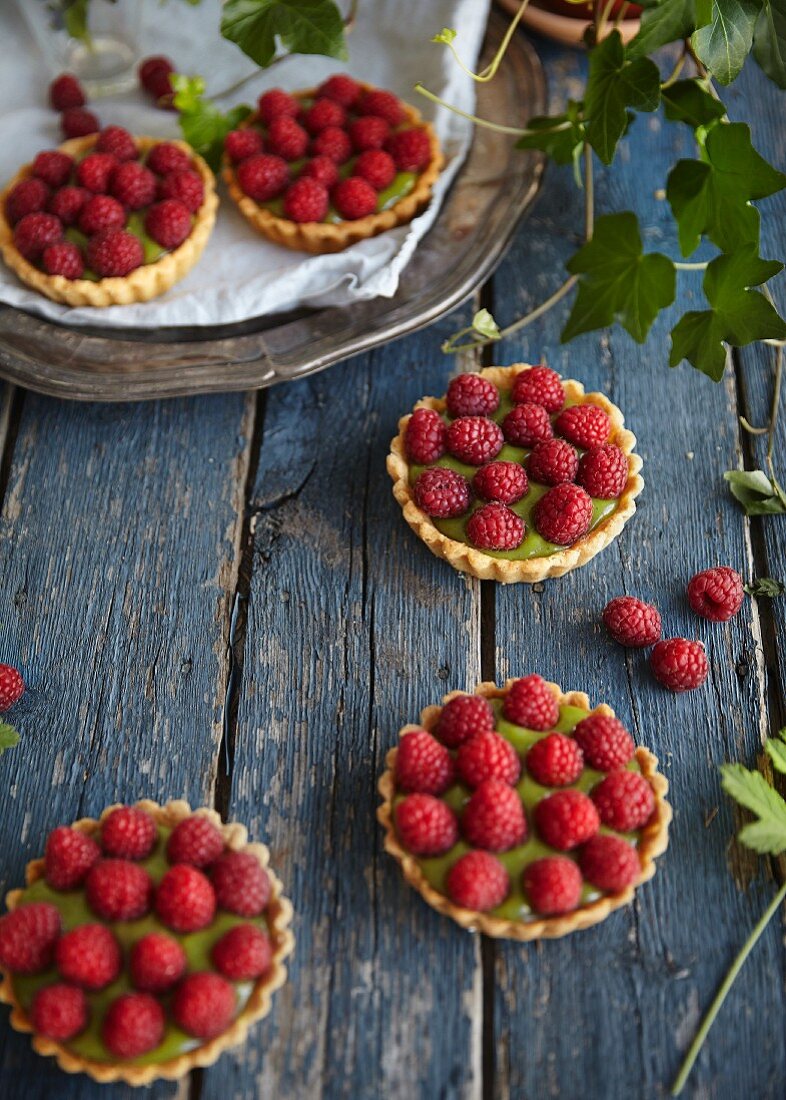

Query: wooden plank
[0,391,255,1100]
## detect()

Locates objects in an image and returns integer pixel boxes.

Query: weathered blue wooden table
[1,34,785,1100]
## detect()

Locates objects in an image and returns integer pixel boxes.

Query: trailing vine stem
[739,283,785,493]
[437,0,532,84]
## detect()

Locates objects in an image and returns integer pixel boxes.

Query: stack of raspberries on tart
[378,676,670,940]
[387,363,644,583]
[0,127,217,306]
[223,74,443,254]
[0,800,293,1084]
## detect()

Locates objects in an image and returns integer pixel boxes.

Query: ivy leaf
[753,0,786,87]
[661,79,726,127]
[221,0,347,68]
[172,75,252,171]
[472,309,500,340]
[562,212,676,343]
[721,761,786,853]
[584,31,661,164]
[517,102,586,182]
[692,0,764,85]
[725,469,786,513]
[745,577,786,596]
[627,0,703,59]
[0,722,19,756]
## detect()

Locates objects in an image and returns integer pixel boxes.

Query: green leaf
[172,75,252,171]
[517,101,586,182]
[666,122,786,255]
[628,0,703,59]
[562,212,676,343]
[725,469,786,513]
[692,0,764,85]
[221,0,347,68]
[432,27,457,44]
[738,818,786,852]
[765,738,786,774]
[753,0,786,87]
[745,577,785,596]
[472,309,500,340]
[584,32,661,164]
[661,79,727,128]
[0,721,19,755]
[721,762,786,855]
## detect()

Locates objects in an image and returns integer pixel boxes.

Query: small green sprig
[0,721,20,756]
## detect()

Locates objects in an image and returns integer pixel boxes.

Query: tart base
[0,799,294,1085]
[377,680,671,940]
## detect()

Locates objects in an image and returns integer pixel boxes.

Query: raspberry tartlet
[0,129,218,306]
[387,364,644,583]
[222,75,442,254]
[0,800,293,1084]
[377,678,670,939]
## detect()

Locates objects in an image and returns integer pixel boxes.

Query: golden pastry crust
[377,680,671,941]
[0,799,294,1085]
[387,364,644,583]
[223,83,443,254]
[0,137,218,306]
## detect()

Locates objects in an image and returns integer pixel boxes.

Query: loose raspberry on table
[602,596,662,648]
[473,461,528,504]
[172,972,236,1039]
[101,806,157,860]
[395,794,458,856]
[311,126,353,163]
[78,194,126,236]
[61,107,99,139]
[332,177,378,220]
[687,566,744,622]
[572,714,634,771]
[522,856,582,915]
[76,152,117,194]
[466,502,525,551]
[527,438,579,486]
[212,924,272,981]
[14,213,63,261]
[446,416,504,465]
[95,125,137,162]
[304,98,346,134]
[86,229,144,277]
[157,168,205,213]
[111,161,157,210]
[503,675,560,730]
[456,730,521,788]
[237,153,289,202]
[86,859,153,921]
[225,128,264,164]
[533,789,600,850]
[446,373,500,418]
[6,178,50,225]
[462,780,527,852]
[413,467,470,519]
[155,864,216,932]
[0,903,61,974]
[396,729,454,794]
[348,115,390,153]
[385,128,431,172]
[257,88,299,125]
[42,241,84,279]
[167,815,225,868]
[48,185,89,227]
[651,637,708,692]
[502,402,554,448]
[55,923,121,990]
[534,482,593,545]
[318,74,362,107]
[405,407,446,464]
[211,851,271,916]
[511,366,565,413]
[102,992,165,1058]
[446,850,510,911]
[578,444,628,499]
[267,116,309,161]
[283,177,329,223]
[592,770,655,831]
[300,155,340,189]
[146,142,191,177]
[435,693,495,748]
[353,149,396,191]
[130,932,187,992]
[32,151,74,190]
[145,199,192,249]
[50,73,85,111]
[359,89,405,126]
[525,732,584,788]
[0,663,24,710]
[555,403,611,448]
[579,834,640,891]
[45,826,100,889]
[138,56,174,97]
[30,983,87,1041]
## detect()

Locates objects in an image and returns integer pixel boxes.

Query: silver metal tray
[0,16,546,401]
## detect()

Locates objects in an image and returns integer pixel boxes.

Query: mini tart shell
[0,136,218,306]
[222,83,443,255]
[377,680,671,941]
[0,799,294,1086]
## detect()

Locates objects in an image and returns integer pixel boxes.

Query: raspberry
[462,780,527,851]
[86,859,153,921]
[172,972,236,1039]
[687,566,744,622]
[385,128,432,172]
[522,856,582,914]
[50,74,86,111]
[32,151,74,190]
[267,116,309,161]
[30,984,87,1041]
[473,461,528,505]
[446,373,500,418]
[61,107,99,139]
[283,177,329,223]
[14,212,62,261]
[311,126,353,163]
[579,835,640,891]
[257,88,299,125]
[211,851,271,916]
[578,444,628,499]
[395,794,458,856]
[405,407,447,463]
[212,924,272,980]
[317,74,362,107]
[503,675,559,730]
[6,178,50,225]
[445,851,510,911]
[86,229,144,277]
[456,730,521,787]
[155,865,216,932]
[76,153,118,194]
[0,903,61,974]
[157,169,204,213]
[166,815,225,868]
[102,992,165,1057]
[111,162,157,210]
[236,153,289,202]
[527,438,579,486]
[395,729,454,794]
[502,403,554,448]
[435,694,495,749]
[0,664,24,710]
[602,596,662,648]
[95,126,137,162]
[446,416,504,465]
[300,156,340,189]
[139,56,174,97]
[145,199,192,249]
[101,806,157,860]
[55,923,121,989]
[225,128,264,164]
[592,770,655,831]
[467,502,525,551]
[413,467,470,518]
[534,789,600,850]
[146,142,191,177]
[534,483,593,545]
[42,241,84,279]
[78,194,126,235]
[556,404,610,448]
[304,98,346,134]
[525,733,583,787]
[45,826,100,889]
[650,638,708,692]
[359,89,405,126]
[348,116,390,153]
[511,366,565,413]
[332,177,378,220]
[47,185,89,226]
[353,149,396,191]
[130,932,186,992]
[572,714,634,771]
